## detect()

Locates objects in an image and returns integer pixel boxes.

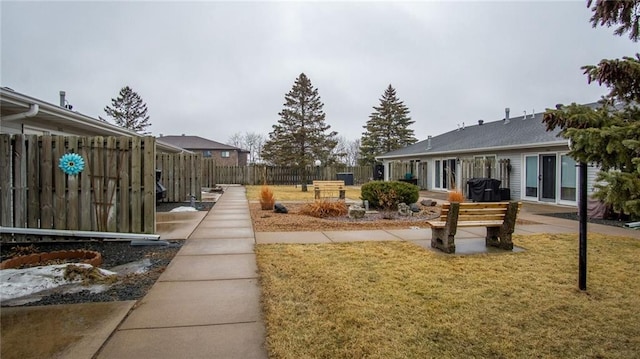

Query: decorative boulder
[420,199,437,207]
[397,202,412,216]
[274,203,288,214]
[410,203,420,213]
[348,205,366,219]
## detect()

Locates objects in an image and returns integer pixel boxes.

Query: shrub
[448,190,465,203]
[260,185,275,210]
[300,200,348,218]
[360,181,419,210]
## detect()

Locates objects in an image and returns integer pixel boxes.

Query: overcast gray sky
[1,1,637,144]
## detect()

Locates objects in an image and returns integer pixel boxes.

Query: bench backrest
[313,180,345,189]
[439,202,521,222]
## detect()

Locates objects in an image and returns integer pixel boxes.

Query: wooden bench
[313,180,346,200]
[426,202,522,253]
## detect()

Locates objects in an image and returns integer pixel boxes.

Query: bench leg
[314,189,320,200]
[486,202,518,250]
[431,228,456,254]
[339,190,345,200]
[485,227,514,250]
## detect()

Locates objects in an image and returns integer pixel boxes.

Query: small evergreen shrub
[360,181,419,210]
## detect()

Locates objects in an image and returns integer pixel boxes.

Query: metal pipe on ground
[0,226,160,241]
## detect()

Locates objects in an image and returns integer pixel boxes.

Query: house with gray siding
[376,107,600,207]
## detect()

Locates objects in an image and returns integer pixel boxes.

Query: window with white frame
[203,150,212,158]
[434,159,457,190]
[560,154,577,201]
[221,151,230,158]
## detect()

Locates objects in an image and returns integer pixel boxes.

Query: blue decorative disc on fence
[58,153,85,175]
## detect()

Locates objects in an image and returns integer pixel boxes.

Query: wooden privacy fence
[208,164,374,186]
[0,134,156,240]
[156,152,202,202]
[460,158,510,196]
[386,159,510,192]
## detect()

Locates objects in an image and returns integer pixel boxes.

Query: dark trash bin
[336,172,354,186]
[373,165,384,180]
[156,169,167,201]
[499,188,511,201]
[466,178,501,202]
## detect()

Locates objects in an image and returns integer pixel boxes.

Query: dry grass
[256,233,640,358]
[447,190,465,202]
[299,200,348,218]
[259,185,275,210]
[246,185,362,201]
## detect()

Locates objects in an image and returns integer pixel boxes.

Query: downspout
[1,104,40,121]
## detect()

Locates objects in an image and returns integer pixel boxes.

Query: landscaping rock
[348,205,366,219]
[274,203,288,214]
[410,203,421,213]
[398,203,412,216]
[420,199,437,207]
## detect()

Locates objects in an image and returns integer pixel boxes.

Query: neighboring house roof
[377,111,568,159]
[159,135,248,152]
[0,87,187,154]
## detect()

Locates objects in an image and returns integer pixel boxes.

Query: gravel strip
[1,240,182,307]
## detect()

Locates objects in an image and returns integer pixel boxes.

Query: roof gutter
[376,140,568,160]
[1,104,39,121]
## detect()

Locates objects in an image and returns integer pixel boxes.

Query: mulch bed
[250,202,442,232]
[538,212,635,228]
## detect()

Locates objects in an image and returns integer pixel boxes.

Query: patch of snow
[109,258,152,275]
[170,206,198,212]
[0,263,116,301]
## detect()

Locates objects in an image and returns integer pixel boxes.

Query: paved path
[98,188,639,358]
[98,186,268,359]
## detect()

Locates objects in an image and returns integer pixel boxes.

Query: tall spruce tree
[543,0,640,217]
[103,86,151,134]
[359,85,417,166]
[262,73,338,191]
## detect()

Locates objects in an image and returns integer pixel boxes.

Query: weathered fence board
[130,137,142,233]
[26,134,39,228]
[13,134,26,228]
[66,136,79,230]
[0,135,12,227]
[40,136,53,229]
[0,134,156,242]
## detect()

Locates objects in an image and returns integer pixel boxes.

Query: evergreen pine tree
[103,86,152,134]
[262,73,338,191]
[543,0,640,217]
[359,85,417,166]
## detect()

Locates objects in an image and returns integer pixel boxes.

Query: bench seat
[426,220,504,228]
[313,180,346,200]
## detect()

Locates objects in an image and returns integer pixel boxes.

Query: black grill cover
[467,178,501,202]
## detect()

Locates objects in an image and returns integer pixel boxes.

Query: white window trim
[521,152,578,206]
[558,152,578,206]
[432,158,458,191]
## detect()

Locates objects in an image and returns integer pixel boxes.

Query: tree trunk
[301,166,308,192]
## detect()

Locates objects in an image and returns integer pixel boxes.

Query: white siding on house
[587,165,600,195]
[0,121,22,134]
[497,151,522,200]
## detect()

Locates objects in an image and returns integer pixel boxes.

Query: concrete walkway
[97,188,640,358]
[98,186,268,358]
